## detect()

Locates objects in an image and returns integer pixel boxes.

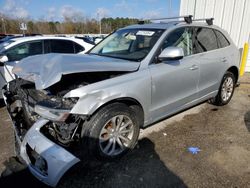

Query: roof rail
[192,18,214,25]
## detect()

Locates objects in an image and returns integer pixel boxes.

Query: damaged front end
[4,70,128,144]
[3,71,131,186]
[2,79,83,186]
[2,53,140,186]
[3,78,82,144]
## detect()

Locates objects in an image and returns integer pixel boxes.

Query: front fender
[70,90,143,116]
[64,69,152,124]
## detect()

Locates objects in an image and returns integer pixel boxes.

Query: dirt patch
[210,146,250,175]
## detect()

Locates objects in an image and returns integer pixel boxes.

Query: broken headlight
[34,97,79,122]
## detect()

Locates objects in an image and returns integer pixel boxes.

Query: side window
[194,27,218,53]
[50,40,74,53]
[6,40,43,61]
[44,40,51,54]
[162,27,193,56]
[214,30,230,48]
[74,42,85,53]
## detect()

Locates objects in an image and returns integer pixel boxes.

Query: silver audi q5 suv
[3,16,240,186]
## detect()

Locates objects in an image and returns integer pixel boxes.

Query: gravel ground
[0,74,249,188]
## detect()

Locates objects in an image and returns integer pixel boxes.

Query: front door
[149,27,199,121]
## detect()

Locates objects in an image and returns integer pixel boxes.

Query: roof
[10,36,79,43]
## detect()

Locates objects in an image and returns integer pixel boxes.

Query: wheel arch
[90,97,145,127]
[227,66,239,83]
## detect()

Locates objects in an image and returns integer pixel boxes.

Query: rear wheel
[209,71,236,106]
[81,103,140,160]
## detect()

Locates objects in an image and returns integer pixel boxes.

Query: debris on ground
[188,147,201,154]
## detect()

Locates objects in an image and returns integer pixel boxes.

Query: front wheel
[81,103,140,160]
[209,71,236,106]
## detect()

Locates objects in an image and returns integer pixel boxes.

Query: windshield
[90,28,164,61]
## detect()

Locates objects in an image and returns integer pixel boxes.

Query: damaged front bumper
[20,119,80,187]
[2,83,81,187]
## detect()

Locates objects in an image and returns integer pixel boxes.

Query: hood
[13,53,140,90]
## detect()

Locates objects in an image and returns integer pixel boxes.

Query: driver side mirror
[0,55,8,66]
[158,47,184,61]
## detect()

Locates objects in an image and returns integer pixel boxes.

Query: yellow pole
[240,43,249,76]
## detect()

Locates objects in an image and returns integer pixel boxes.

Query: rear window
[194,27,218,53]
[214,30,230,48]
[74,42,85,53]
[50,40,74,53]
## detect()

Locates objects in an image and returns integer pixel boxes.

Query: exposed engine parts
[3,71,125,146]
[41,115,86,146]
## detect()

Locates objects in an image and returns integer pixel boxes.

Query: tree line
[0,15,140,34]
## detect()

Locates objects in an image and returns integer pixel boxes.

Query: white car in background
[0,36,94,98]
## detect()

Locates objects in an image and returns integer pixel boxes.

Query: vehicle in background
[3,16,240,186]
[75,36,96,45]
[0,35,23,44]
[23,33,43,37]
[0,34,14,40]
[0,36,94,98]
[93,35,105,44]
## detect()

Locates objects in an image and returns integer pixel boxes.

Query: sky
[0,0,180,21]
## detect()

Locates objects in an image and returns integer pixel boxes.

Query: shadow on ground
[0,138,186,188]
[0,99,5,108]
[244,111,250,132]
[59,138,187,188]
[0,157,47,188]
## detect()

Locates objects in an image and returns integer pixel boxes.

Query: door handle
[189,64,198,70]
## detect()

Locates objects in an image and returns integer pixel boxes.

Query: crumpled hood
[13,53,140,90]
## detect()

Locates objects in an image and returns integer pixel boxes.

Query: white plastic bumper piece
[20,118,80,187]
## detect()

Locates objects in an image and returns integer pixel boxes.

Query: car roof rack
[192,18,214,25]
[150,15,193,24]
[138,15,214,26]
[138,15,193,25]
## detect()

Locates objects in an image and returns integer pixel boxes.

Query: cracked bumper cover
[19,118,80,187]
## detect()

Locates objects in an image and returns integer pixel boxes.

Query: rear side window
[50,40,74,53]
[6,40,43,61]
[194,27,218,53]
[214,30,230,48]
[74,42,85,53]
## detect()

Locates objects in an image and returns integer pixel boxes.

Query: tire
[81,103,140,160]
[209,71,236,106]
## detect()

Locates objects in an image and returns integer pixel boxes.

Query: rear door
[193,27,226,98]
[149,27,199,120]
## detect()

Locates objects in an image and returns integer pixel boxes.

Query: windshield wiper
[89,53,138,62]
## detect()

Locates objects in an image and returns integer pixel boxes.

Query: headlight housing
[35,105,70,122]
[34,97,78,122]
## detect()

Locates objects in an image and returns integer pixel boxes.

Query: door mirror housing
[158,47,184,61]
[0,55,8,66]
